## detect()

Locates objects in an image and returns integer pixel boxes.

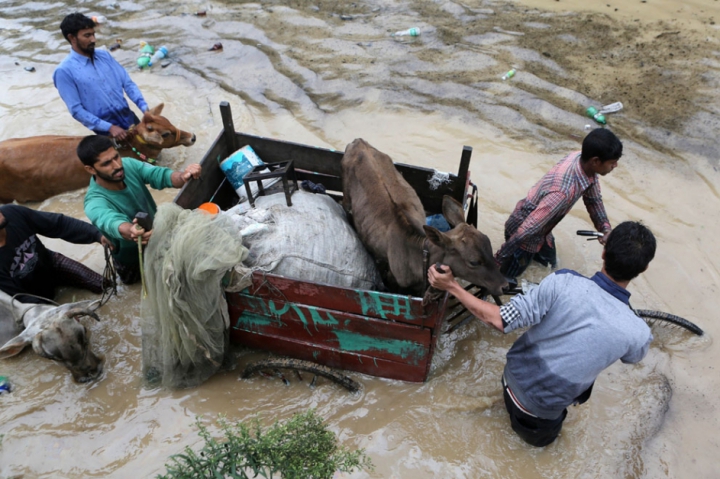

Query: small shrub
[158,409,373,479]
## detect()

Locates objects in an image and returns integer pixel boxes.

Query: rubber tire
[241,357,361,393]
[636,309,704,336]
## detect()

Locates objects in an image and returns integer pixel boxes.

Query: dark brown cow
[341,138,507,297]
[0,104,195,204]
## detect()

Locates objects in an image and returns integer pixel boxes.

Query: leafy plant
[158,409,372,479]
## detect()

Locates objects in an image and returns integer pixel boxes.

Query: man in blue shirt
[429,221,656,447]
[54,13,148,141]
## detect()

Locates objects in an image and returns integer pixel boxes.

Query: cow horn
[65,307,101,322]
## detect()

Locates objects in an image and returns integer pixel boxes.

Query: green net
[141,203,248,389]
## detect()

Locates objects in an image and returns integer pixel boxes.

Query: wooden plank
[220,102,239,153]
[174,131,229,209]
[294,170,343,192]
[457,146,472,196]
[244,271,445,328]
[395,164,463,214]
[234,133,344,177]
[233,330,428,382]
[228,293,432,366]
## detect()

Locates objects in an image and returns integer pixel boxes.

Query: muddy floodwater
[1,0,719,477]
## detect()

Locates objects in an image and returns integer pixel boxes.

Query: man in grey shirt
[428,221,656,447]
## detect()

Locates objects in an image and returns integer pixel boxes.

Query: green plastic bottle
[137,42,154,69]
[586,106,606,125]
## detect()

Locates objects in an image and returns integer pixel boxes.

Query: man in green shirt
[77,135,201,283]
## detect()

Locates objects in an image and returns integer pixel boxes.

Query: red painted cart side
[227,271,448,382]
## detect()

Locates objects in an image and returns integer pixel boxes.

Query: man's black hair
[580,128,623,163]
[77,135,115,166]
[604,221,656,282]
[60,13,95,43]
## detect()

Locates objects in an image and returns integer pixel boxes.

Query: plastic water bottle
[137,42,154,69]
[148,46,168,67]
[501,69,516,80]
[0,376,11,394]
[391,27,419,37]
[92,15,107,25]
[586,106,607,125]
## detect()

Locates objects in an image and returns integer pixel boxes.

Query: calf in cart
[341,138,507,298]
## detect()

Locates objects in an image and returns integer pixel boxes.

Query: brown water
[1,0,719,477]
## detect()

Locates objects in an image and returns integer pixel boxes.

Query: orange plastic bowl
[198,202,220,215]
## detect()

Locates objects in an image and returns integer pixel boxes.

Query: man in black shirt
[0,205,111,303]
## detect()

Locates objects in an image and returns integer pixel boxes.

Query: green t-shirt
[84,157,174,266]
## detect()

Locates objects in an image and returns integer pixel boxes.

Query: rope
[10,293,58,326]
[138,235,148,298]
[8,244,118,324]
[96,243,118,310]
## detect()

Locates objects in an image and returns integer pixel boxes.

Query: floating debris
[161,60,171,68]
[195,10,207,16]
[209,42,223,51]
[24,66,35,72]
[109,42,122,51]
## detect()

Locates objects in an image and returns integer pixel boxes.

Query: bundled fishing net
[227,190,383,291]
[141,203,248,389]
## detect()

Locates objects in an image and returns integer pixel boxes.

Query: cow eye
[469,260,481,267]
[161,132,171,138]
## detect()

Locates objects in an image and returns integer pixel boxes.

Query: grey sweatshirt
[501,269,652,419]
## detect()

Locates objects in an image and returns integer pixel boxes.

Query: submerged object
[391,27,419,37]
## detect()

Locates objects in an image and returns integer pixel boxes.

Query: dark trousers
[112,256,141,285]
[502,379,567,447]
[499,241,557,281]
[51,251,104,293]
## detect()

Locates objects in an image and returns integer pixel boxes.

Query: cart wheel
[241,357,361,393]
[636,309,704,336]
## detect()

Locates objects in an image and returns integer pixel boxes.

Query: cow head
[0,300,104,383]
[424,196,508,296]
[133,103,196,152]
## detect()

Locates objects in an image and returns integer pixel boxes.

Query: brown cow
[341,138,507,298]
[0,104,195,204]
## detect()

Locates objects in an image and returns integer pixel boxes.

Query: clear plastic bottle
[92,15,107,25]
[391,27,419,37]
[501,68,516,80]
[148,46,168,66]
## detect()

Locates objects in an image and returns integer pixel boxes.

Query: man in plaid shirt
[495,129,622,283]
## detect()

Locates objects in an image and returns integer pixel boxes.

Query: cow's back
[341,138,426,279]
[0,136,88,203]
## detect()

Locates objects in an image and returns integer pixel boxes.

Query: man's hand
[118,220,153,245]
[108,125,129,141]
[428,264,504,331]
[171,163,202,188]
[99,235,114,251]
[598,227,612,245]
[182,164,202,182]
[428,264,458,292]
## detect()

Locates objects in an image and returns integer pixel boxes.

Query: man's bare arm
[428,265,503,331]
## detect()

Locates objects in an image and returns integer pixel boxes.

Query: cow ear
[424,225,450,247]
[147,103,165,116]
[442,196,466,227]
[0,335,30,359]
